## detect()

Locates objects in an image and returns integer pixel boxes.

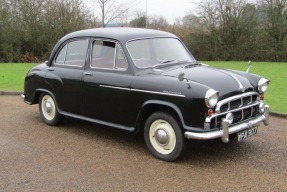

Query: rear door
[45,38,89,114]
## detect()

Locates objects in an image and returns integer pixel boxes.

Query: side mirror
[45,60,49,66]
[178,72,185,82]
[246,60,252,73]
[178,72,191,89]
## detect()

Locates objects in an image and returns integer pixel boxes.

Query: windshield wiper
[183,62,202,68]
[160,59,175,64]
[152,59,194,69]
[152,59,176,69]
[178,60,190,63]
[152,63,167,69]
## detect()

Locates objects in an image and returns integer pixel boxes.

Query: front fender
[135,100,202,132]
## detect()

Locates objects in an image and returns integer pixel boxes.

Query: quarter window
[91,40,128,70]
[55,39,89,67]
[55,45,67,64]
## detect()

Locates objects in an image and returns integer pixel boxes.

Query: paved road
[0,95,286,192]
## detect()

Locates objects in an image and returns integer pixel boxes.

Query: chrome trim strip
[184,105,269,141]
[100,85,130,91]
[99,85,186,97]
[131,89,185,97]
[230,73,244,90]
[219,70,244,91]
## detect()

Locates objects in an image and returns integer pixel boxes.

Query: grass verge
[0,62,286,113]
[0,63,36,91]
[203,61,287,114]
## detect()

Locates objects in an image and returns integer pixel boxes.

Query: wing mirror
[45,60,49,66]
[246,60,252,73]
[178,72,191,89]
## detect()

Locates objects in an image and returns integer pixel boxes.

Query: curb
[0,91,23,95]
[270,112,287,119]
[1,91,286,119]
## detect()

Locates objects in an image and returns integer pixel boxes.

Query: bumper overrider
[184,104,270,143]
[21,94,31,104]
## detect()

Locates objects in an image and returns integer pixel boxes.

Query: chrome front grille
[209,92,260,129]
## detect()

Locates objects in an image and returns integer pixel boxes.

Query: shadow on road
[43,116,258,165]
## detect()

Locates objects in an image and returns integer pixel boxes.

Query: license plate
[237,127,258,142]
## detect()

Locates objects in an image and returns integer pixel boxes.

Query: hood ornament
[178,72,191,89]
[246,60,252,73]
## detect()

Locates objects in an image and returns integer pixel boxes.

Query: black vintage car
[22,28,270,161]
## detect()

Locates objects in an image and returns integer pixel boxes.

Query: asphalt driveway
[0,95,286,191]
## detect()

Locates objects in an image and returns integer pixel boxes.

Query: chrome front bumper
[20,94,31,104]
[20,94,26,100]
[184,105,270,143]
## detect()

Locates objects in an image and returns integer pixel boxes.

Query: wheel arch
[31,89,59,110]
[135,100,185,133]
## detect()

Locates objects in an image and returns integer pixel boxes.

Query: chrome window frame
[126,37,197,69]
[89,38,129,71]
[54,38,89,68]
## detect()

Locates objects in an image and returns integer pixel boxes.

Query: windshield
[127,38,196,69]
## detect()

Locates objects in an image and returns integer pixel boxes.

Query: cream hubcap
[149,119,176,155]
[41,95,56,121]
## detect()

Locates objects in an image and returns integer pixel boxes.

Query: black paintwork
[23,28,264,132]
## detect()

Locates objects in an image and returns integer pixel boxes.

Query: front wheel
[39,93,63,126]
[144,111,186,161]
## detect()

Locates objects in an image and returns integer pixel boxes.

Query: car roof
[59,27,177,43]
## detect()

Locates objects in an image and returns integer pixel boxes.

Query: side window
[55,45,67,64]
[55,39,89,67]
[127,39,150,68]
[91,40,128,70]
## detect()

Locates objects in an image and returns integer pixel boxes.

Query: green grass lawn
[203,61,287,114]
[0,62,286,113]
[0,63,36,91]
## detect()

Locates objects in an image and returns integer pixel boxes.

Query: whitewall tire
[144,111,186,161]
[39,93,63,125]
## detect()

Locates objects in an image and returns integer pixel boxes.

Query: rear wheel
[144,111,186,161]
[39,93,63,125]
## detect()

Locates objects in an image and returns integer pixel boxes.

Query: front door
[82,39,134,128]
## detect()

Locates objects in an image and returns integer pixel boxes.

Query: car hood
[161,66,255,96]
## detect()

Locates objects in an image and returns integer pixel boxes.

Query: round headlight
[205,89,219,108]
[258,78,269,94]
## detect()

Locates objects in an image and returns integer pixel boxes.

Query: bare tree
[93,0,137,27]
[148,16,169,31]
[130,11,147,28]
[195,0,258,60]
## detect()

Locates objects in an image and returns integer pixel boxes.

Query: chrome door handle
[84,72,93,76]
[48,68,54,71]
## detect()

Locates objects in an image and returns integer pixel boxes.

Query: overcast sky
[134,0,202,23]
[86,0,202,24]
